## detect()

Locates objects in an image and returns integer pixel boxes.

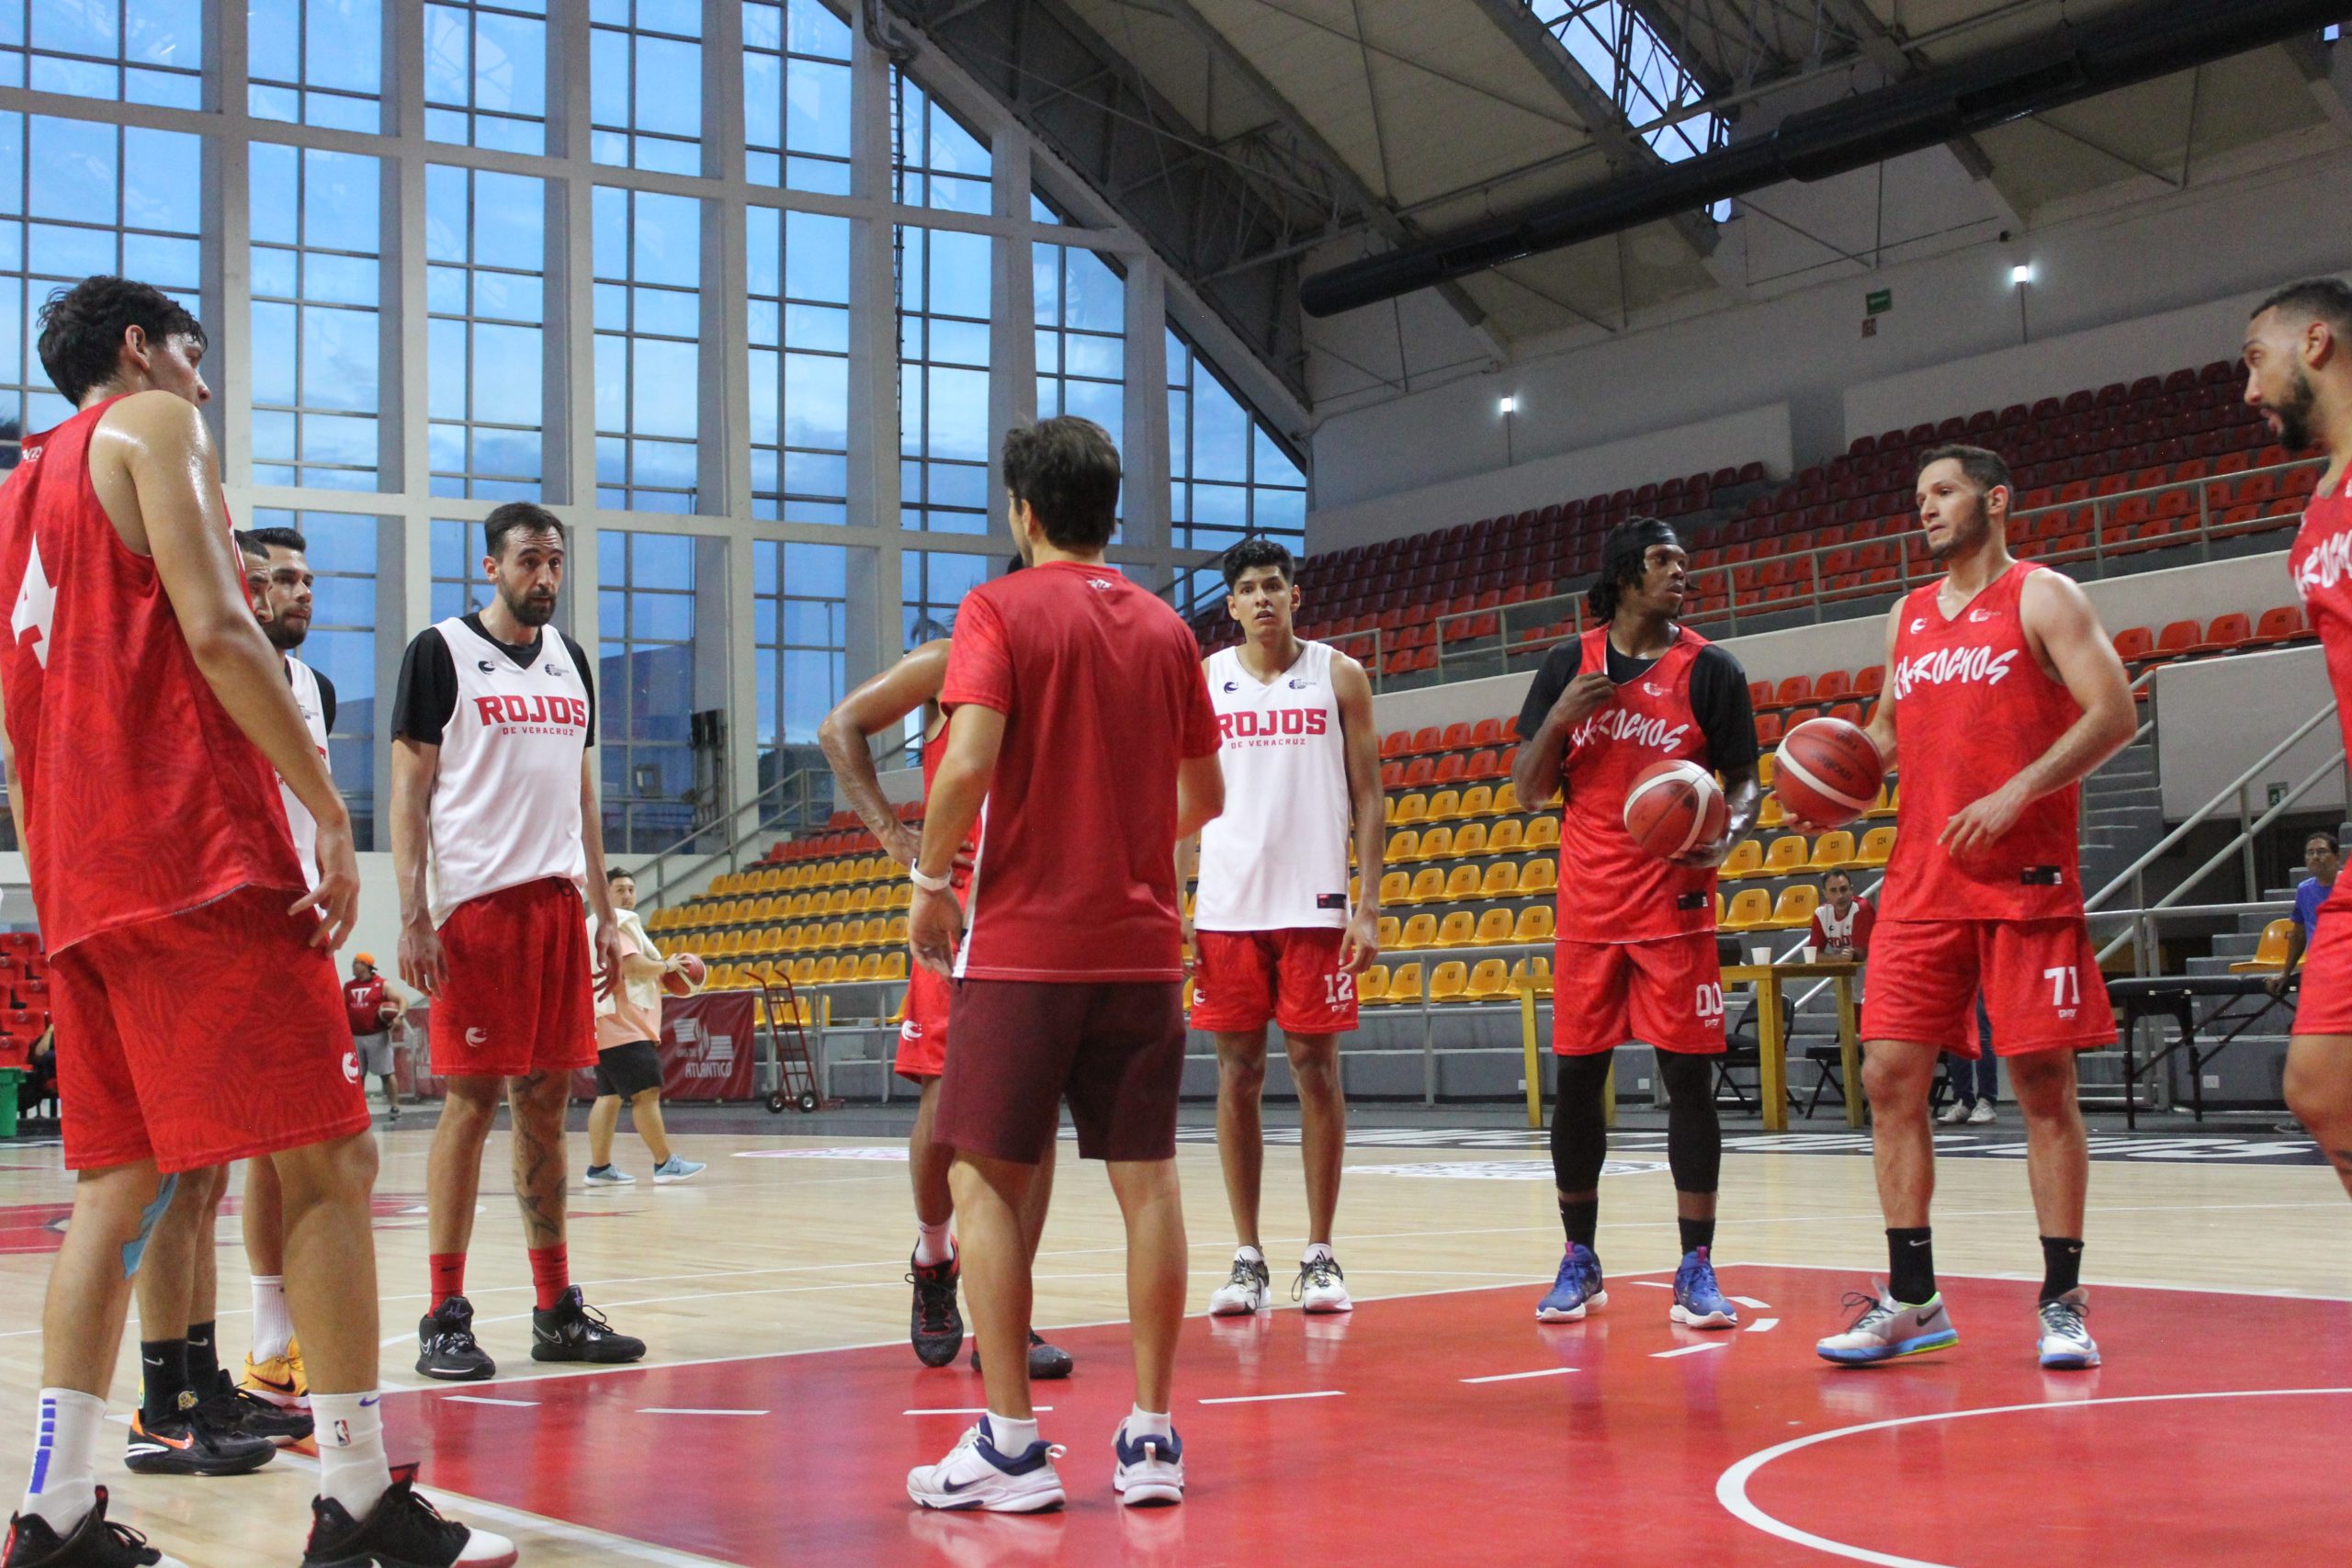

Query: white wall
[2154,647,2345,819]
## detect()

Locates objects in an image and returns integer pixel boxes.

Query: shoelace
[1679,1258,1719,1301]
[1837,1290,1896,1332]
[1224,1259,1264,1294]
[909,1271,958,1334]
[1290,1258,1341,1302]
[2039,1299,2087,1339]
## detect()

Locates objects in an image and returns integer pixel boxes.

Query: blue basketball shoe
[1669,1247,1740,1329]
[1535,1244,1607,1322]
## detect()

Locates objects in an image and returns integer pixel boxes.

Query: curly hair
[36,276,208,405]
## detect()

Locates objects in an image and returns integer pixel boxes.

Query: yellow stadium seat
[1408,867,1446,904]
[1358,964,1391,1004]
[786,893,813,918]
[1718,840,1764,880]
[855,953,883,980]
[789,957,818,983]
[818,920,844,948]
[1386,829,1419,863]
[1387,962,1424,1005]
[1384,795,1397,824]
[1807,830,1858,871]
[1392,793,1428,826]
[1758,752,1776,787]
[1477,863,1519,899]
[1458,785,1494,818]
[888,883,913,909]
[812,957,839,984]
[1375,915,1402,950]
[1426,789,1462,821]
[886,915,910,943]
[1509,955,1554,997]
[1525,817,1560,851]
[1449,822,1487,858]
[2231,919,2296,973]
[1494,783,1521,815]
[1487,819,1523,855]
[847,889,873,916]
[880,952,908,980]
[1722,888,1773,931]
[1855,826,1897,868]
[1442,865,1482,902]
[1520,859,1557,897]
[1397,914,1439,950]
[1510,906,1554,942]
[1435,911,1477,947]
[1380,871,1413,906]
[1760,835,1808,875]
[1351,874,1363,905]
[1429,961,1470,1002]
[1473,908,1513,945]
[1758,795,1787,829]
[1418,826,1453,859]
[1867,781,1898,818]
[1766,885,1820,929]
[1465,958,1511,1001]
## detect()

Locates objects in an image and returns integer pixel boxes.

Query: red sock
[528,1245,570,1312]
[429,1253,466,1308]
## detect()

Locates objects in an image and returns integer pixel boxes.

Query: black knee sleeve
[1550,1050,1614,1194]
[1657,1051,1722,1194]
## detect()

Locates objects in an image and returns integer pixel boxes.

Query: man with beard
[391,502,641,1382]
[2245,278,2352,1196]
[1813,446,2133,1370]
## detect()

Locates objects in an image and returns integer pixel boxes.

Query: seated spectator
[1810,870,1874,960]
[2268,830,2338,999]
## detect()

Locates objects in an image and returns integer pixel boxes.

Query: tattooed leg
[506,1070,571,1249]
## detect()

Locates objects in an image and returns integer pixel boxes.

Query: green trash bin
[0,1066,20,1139]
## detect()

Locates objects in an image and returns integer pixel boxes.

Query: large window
[1033,232,1124,431]
[900,548,989,649]
[599,530,708,852]
[1168,324,1306,609]
[747,207,849,524]
[593,186,701,513]
[892,72,988,213]
[251,145,383,491]
[251,506,381,849]
[1,1,203,107]
[424,1,548,154]
[1527,2,1722,165]
[743,0,851,195]
[754,538,844,760]
[591,0,701,175]
[897,225,989,535]
[429,517,481,623]
[249,0,384,132]
[0,112,200,467]
[425,164,546,500]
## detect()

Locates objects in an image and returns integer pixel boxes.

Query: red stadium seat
[2111,626,2155,663]
[1771,675,1812,708]
[1753,713,1784,747]
[2250,605,2307,645]
[2151,619,2203,661]
[2187,614,2251,656]
[1408,726,1443,754]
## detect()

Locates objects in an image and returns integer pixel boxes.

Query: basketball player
[393,502,642,1382]
[0,277,511,1565]
[2244,277,2352,1197]
[905,417,1223,1512]
[582,867,706,1185]
[1186,537,1382,1316]
[818,644,1069,1377]
[1513,515,1757,1332]
[343,952,410,1122]
[1813,444,2132,1369]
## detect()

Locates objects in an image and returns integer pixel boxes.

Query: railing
[634,767,836,910]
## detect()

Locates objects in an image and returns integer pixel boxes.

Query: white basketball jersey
[277,654,331,890]
[1195,639,1352,931]
[425,615,592,926]
[1815,901,1862,945]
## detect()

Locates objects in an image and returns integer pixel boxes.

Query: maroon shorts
[1190,928,1359,1035]
[894,964,952,1082]
[934,979,1186,1164]
[1862,918,2116,1055]
[429,879,598,1078]
[1553,932,1725,1056]
[51,886,371,1174]
[2292,911,2352,1036]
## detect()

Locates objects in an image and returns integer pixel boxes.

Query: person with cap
[344,951,411,1122]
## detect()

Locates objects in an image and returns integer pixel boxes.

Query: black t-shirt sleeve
[1692,645,1759,773]
[1517,645,1580,744]
[564,634,597,748]
[390,628,458,746]
[313,670,337,737]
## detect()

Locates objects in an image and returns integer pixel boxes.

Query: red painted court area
[389,1267,2352,1567]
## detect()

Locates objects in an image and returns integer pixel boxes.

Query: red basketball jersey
[1552,625,1719,944]
[0,398,304,953]
[1882,561,2083,921]
[919,708,978,894]
[343,974,388,1037]
[2291,470,2352,917]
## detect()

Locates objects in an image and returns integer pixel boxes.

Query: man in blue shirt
[2270,831,2340,999]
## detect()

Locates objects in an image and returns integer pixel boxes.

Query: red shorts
[1862,918,2116,1055]
[1189,928,1359,1035]
[50,886,371,1174]
[936,979,1186,1164]
[2291,912,2352,1035]
[429,879,598,1078]
[895,964,952,1082]
[1554,933,1724,1056]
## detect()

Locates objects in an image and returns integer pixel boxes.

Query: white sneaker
[1293,1253,1353,1314]
[1936,1100,1972,1125]
[2036,1287,2099,1369]
[582,1165,635,1185]
[1815,1284,1958,1365]
[1207,1254,1272,1315]
[1112,1421,1184,1506]
[907,1420,1067,1513]
[1968,1100,1997,1125]
[651,1156,706,1183]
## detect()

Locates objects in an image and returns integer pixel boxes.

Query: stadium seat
[1379,871,1413,906]
[1380,760,1405,789]
[1442,866,1483,902]
[1419,826,1454,859]
[1477,863,1520,899]
[1509,955,1554,997]
[1392,793,1429,825]
[2112,626,2155,663]
[1766,886,1820,929]
[1440,722,1474,750]
[1426,789,1463,821]
[1408,727,1442,754]
[1458,785,1495,818]
[1387,963,1425,1006]
[1432,754,1467,785]
[1493,782,1521,814]
[1721,888,1773,931]
[1436,911,1478,947]
[1402,758,1435,787]
[1464,959,1511,1001]
[1807,830,1858,870]
[1397,914,1439,950]
[1473,908,1514,945]
[1754,713,1784,747]
[2251,604,2307,645]
[2229,919,2294,973]
[1525,818,1560,851]
[1450,823,1488,858]
[1375,916,1403,950]
[2151,619,2202,662]
[880,952,907,981]
[1718,840,1765,879]
[1521,860,1557,896]
[2187,613,2251,656]
[1487,819,1524,854]
[1761,835,1808,875]
[1358,965,1391,1004]
[1757,795,1786,829]
[1756,753,1775,788]
[1385,830,1419,863]
[1470,717,1503,747]
[1408,868,1446,904]
[1511,907,1554,942]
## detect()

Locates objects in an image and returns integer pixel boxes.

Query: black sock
[2039,1236,2084,1303]
[1678,1215,1715,1256]
[1886,1227,1935,1305]
[1558,1196,1599,1251]
[186,1320,219,1390]
[139,1339,189,1426]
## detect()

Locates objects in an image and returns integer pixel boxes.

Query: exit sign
[1866,288,1893,316]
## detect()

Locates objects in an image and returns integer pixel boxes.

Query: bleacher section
[0,933,52,1071]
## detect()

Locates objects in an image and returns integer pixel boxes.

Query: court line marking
[1198,1390,1345,1405]
[905,1406,1053,1416]
[1746,1318,1780,1333]
[1716,1387,2352,1568]
[1730,1295,1771,1309]
[441,1394,538,1407]
[637,1406,770,1416]
[1460,1367,1577,1384]
[1652,1342,1728,1359]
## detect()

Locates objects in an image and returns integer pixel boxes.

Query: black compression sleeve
[1656,1051,1724,1195]
[1550,1049,1615,1195]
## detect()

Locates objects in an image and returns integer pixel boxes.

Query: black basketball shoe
[124,1397,275,1477]
[193,1370,312,1445]
[415,1296,496,1382]
[968,1331,1075,1382]
[4,1491,179,1567]
[909,1251,964,1368]
[530,1286,646,1364]
[300,1466,515,1567]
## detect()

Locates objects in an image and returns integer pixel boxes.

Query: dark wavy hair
[36,276,208,404]
[1002,417,1122,549]
[1589,516,1679,623]
[1221,537,1295,589]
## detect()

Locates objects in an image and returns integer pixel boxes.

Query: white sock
[1125,1404,1173,1438]
[1235,1245,1265,1266]
[311,1392,392,1518]
[983,1413,1039,1455]
[913,1221,954,1268]
[21,1388,105,1534]
[251,1274,292,1362]
[1301,1242,1334,1266]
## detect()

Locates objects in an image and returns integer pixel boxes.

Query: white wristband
[909,864,952,894]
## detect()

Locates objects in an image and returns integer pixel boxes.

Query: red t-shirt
[344,975,389,1037]
[2294,474,2352,917]
[941,561,1220,982]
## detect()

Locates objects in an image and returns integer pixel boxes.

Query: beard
[500,585,557,628]
[2269,367,2318,450]
[1928,507,1988,562]
[263,615,305,652]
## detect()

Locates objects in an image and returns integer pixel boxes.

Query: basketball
[1775,717,1885,828]
[1623,759,1727,861]
[663,952,707,998]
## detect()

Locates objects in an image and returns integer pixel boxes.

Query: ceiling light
[1498,396,1517,414]
[2010,264,2034,286]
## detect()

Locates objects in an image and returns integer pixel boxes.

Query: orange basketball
[1774,717,1885,828]
[1623,760,1727,862]
[662,953,707,998]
